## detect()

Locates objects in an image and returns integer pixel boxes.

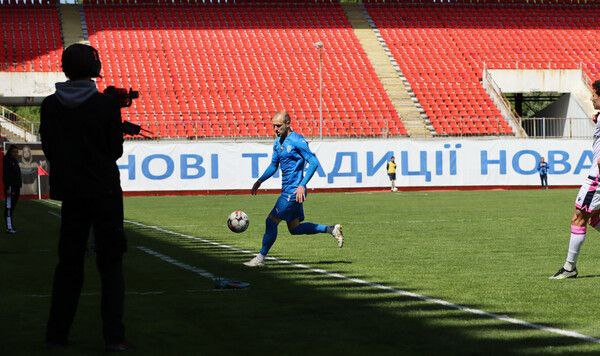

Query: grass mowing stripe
[124,218,600,345]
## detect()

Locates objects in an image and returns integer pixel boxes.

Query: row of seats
[127,116,394,139]
[84,0,339,5]
[85,3,407,137]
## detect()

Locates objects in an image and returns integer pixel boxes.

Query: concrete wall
[536,93,588,119]
[486,69,594,118]
[0,72,67,105]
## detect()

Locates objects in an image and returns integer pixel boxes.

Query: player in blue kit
[244,111,344,267]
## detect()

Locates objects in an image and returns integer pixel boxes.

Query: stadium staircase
[341,3,432,138]
[58,3,87,47]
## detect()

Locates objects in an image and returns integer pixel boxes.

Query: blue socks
[290,222,329,235]
[260,220,331,256]
[260,217,279,256]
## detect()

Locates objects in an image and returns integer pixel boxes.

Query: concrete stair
[0,106,38,143]
[342,3,432,138]
[58,4,88,48]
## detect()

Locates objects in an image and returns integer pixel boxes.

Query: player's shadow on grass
[574,274,600,279]
[312,260,353,265]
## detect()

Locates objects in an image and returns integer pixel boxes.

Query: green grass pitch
[2,189,600,355]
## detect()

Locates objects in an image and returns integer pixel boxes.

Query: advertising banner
[117,139,593,192]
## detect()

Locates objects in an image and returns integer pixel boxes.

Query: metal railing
[122,116,405,140]
[0,106,38,142]
[120,116,517,140]
[482,68,527,137]
[520,117,594,139]
[120,117,600,141]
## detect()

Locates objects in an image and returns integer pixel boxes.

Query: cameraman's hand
[251,180,262,195]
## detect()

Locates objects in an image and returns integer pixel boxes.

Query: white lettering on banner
[116,139,594,191]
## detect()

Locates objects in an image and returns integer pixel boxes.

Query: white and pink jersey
[590,114,600,177]
[575,114,600,212]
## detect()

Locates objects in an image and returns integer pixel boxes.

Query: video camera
[103,86,139,108]
[103,86,152,138]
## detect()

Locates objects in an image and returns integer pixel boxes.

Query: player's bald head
[272,111,291,124]
[272,111,292,138]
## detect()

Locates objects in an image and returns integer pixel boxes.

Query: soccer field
[2,189,600,355]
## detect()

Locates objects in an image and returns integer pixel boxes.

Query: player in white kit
[550,81,600,279]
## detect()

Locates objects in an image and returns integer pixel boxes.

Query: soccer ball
[227,210,249,233]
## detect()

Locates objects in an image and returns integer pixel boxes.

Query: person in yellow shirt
[386,156,397,192]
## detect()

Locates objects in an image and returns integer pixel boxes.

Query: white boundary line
[137,245,216,280]
[41,201,600,344]
[136,246,249,291]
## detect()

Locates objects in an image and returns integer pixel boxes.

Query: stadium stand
[83,1,407,138]
[363,1,600,135]
[0,0,61,72]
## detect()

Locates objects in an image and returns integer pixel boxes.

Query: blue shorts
[270,193,304,222]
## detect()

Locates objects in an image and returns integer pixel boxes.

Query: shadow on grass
[1,201,598,355]
[575,274,600,279]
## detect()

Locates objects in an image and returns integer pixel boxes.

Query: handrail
[581,66,594,92]
[482,69,527,137]
[520,117,594,139]
[0,105,38,142]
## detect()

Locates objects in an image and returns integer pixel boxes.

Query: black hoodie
[3,154,22,190]
[40,80,124,200]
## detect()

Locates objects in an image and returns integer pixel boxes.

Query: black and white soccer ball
[227,210,249,233]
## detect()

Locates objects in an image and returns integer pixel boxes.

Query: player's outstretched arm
[251,180,262,195]
[251,163,277,195]
[251,146,280,195]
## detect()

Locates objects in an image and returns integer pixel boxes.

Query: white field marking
[47,211,61,218]
[137,246,217,280]
[40,200,600,344]
[125,220,600,345]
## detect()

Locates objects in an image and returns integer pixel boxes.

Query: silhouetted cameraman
[41,43,130,351]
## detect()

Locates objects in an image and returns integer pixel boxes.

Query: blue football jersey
[270,132,319,195]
